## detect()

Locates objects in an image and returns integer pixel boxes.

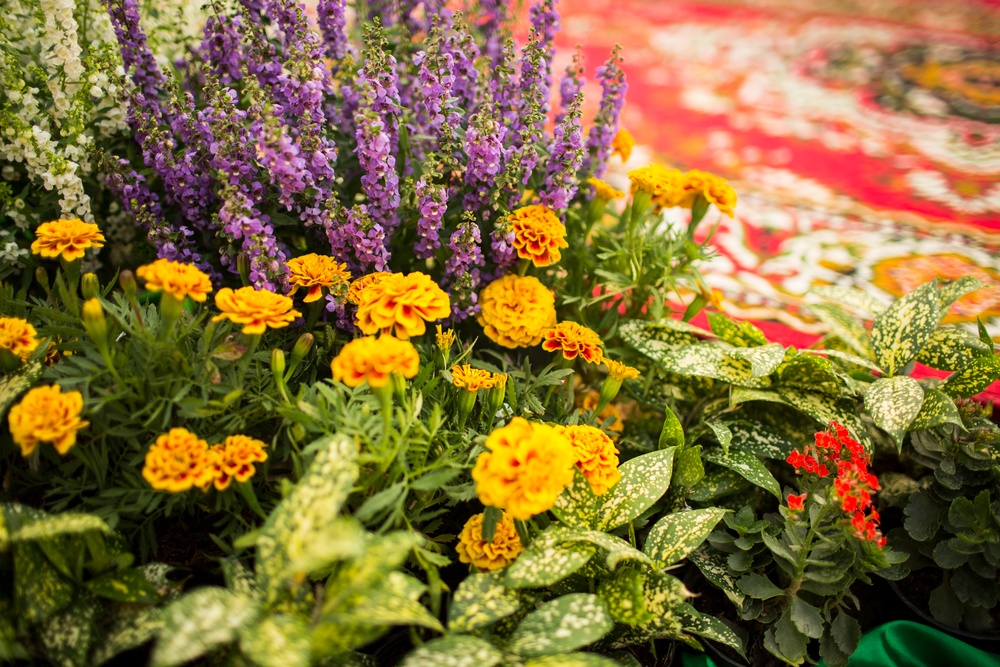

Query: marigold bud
[82,297,107,345]
[271,348,286,376]
[81,273,100,300]
[119,269,137,297]
[34,267,49,291]
[236,252,251,286]
[291,333,314,364]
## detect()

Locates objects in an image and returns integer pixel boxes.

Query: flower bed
[1,1,999,665]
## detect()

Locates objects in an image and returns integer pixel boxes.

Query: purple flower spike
[540,92,585,213]
[583,45,628,178]
[414,178,446,259]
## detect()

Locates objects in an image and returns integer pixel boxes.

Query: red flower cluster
[786,422,886,548]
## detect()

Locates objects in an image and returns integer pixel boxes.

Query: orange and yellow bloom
[207,435,268,490]
[555,424,622,495]
[330,335,420,388]
[541,321,604,364]
[510,204,568,267]
[355,272,451,340]
[212,287,301,335]
[451,365,495,392]
[587,178,626,201]
[8,384,88,457]
[472,418,577,520]
[142,428,216,493]
[136,259,213,303]
[347,272,392,305]
[31,219,105,262]
[286,254,351,303]
[611,128,635,162]
[478,275,557,348]
[0,317,39,362]
[456,511,524,571]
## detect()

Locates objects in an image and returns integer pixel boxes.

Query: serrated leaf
[239,614,311,667]
[932,541,968,569]
[598,567,653,626]
[729,343,786,378]
[595,448,676,531]
[941,355,1000,398]
[830,611,861,656]
[871,281,941,376]
[910,389,963,431]
[643,508,727,567]
[929,582,963,628]
[255,434,359,607]
[810,286,887,317]
[86,568,160,603]
[400,635,504,667]
[916,327,990,371]
[448,572,522,633]
[736,573,784,600]
[510,594,613,657]
[789,597,824,639]
[865,376,924,448]
[659,405,685,449]
[505,541,595,589]
[810,303,874,359]
[151,588,259,667]
[702,448,781,499]
[773,607,809,662]
[672,446,705,491]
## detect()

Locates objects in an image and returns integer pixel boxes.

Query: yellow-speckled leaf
[448,572,523,633]
[809,286,887,317]
[916,327,990,371]
[708,313,767,347]
[0,361,42,421]
[864,376,924,449]
[728,421,798,460]
[598,567,653,626]
[728,344,786,378]
[671,446,705,492]
[595,448,676,531]
[870,281,940,376]
[938,277,983,313]
[14,543,74,624]
[151,588,259,667]
[543,526,653,571]
[659,405,685,449]
[809,304,873,359]
[702,449,781,499]
[239,614,311,667]
[643,508,728,567]
[910,389,964,431]
[941,355,1000,398]
[510,594,613,657]
[676,602,746,657]
[688,467,748,502]
[657,344,768,388]
[38,594,98,667]
[552,471,601,530]
[688,544,745,605]
[400,635,504,667]
[504,540,595,589]
[524,654,622,667]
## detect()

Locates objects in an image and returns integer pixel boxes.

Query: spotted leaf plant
[147,433,443,667]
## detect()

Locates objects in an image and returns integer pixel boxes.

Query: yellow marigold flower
[31,219,106,262]
[8,384,88,457]
[580,391,625,433]
[142,428,215,493]
[491,372,508,391]
[628,164,686,209]
[612,128,635,162]
[0,317,39,362]
[510,204,568,267]
[605,358,640,382]
[478,275,557,348]
[451,364,495,392]
[680,170,738,218]
[355,272,451,340]
[436,324,456,352]
[587,178,625,201]
[207,434,268,491]
[286,254,351,303]
[136,259,213,303]
[330,335,420,388]
[456,511,524,571]
[555,424,622,496]
[347,271,392,305]
[541,321,604,364]
[472,417,577,520]
[212,287,302,335]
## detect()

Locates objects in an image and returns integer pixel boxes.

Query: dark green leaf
[702,449,781,499]
[773,607,809,662]
[870,281,941,376]
[510,594,613,657]
[644,508,728,567]
[830,611,861,656]
[789,597,824,639]
[929,581,963,628]
[659,405,685,449]
[903,493,941,542]
[736,573,784,600]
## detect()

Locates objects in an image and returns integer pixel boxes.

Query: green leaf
[941,355,1000,398]
[448,572,522,633]
[729,344,786,378]
[92,605,164,666]
[688,467,748,502]
[977,317,994,353]
[864,375,924,448]
[238,614,311,667]
[672,446,705,491]
[916,327,991,371]
[552,471,602,530]
[542,526,653,571]
[938,277,984,313]
[598,567,653,626]
[510,594,613,657]
[932,541,968,569]
[910,389,963,431]
[619,320,701,362]
[14,543,74,623]
[809,303,873,359]
[729,388,787,408]
[7,510,110,543]
[505,541,595,589]
[870,281,941,376]
[789,597,824,639]
[675,604,746,657]
[86,568,161,603]
[809,286,886,317]
[830,612,861,656]
[524,655,622,667]
[37,594,98,667]
[903,493,941,542]
[736,573,784,600]
[705,421,733,455]
[702,449,781,499]
[708,313,768,347]
[400,635,504,667]
[151,588,259,667]
[0,361,42,421]
[688,545,745,605]
[929,582,963,628]
[643,508,728,567]
[778,354,842,395]
[773,607,809,662]
[656,344,768,387]
[255,434,359,607]
[595,448,676,531]
[728,421,798,460]
[659,405,685,449]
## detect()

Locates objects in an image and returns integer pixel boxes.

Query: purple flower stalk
[583,45,628,178]
[218,185,288,291]
[540,92,584,212]
[528,0,560,111]
[335,205,390,273]
[414,178,445,259]
[463,105,507,211]
[491,37,520,133]
[556,49,585,125]
[413,20,459,145]
[316,0,351,63]
[444,20,480,115]
[478,0,508,65]
[103,0,167,116]
[199,13,248,85]
[444,215,485,321]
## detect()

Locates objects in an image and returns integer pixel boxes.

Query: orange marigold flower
[436,324,456,352]
[286,254,351,303]
[580,390,625,433]
[611,128,635,162]
[681,170,737,218]
[355,272,451,340]
[31,219,106,262]
[478,275,557,348]
[331,335,420,388]
[207,434,268,491]
[587,178,626,201]
[0,317,39,362]
[456,511,524,571]
[212,287,302,335]
[510,204,568,267]
[451,364,495,392]
[136,258,213,303]
[491,372,508,391]
[605,358,639,382]
[541,321,604,364]
[347,271,392,305]
[8,384,88,457]
[555,424,622,495]
[628,164,686,209]
[143,428,216,493]
[472,417,577,520]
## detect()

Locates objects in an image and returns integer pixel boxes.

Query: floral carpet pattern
[547,0,1000,395]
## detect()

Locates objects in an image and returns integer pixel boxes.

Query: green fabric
[679,621,1000,667]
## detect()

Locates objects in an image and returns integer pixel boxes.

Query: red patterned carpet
[543,0,1000,398]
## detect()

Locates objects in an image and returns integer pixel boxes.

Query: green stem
[237,334,262,384]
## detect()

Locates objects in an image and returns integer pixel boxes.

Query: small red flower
[787,493,806,511]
